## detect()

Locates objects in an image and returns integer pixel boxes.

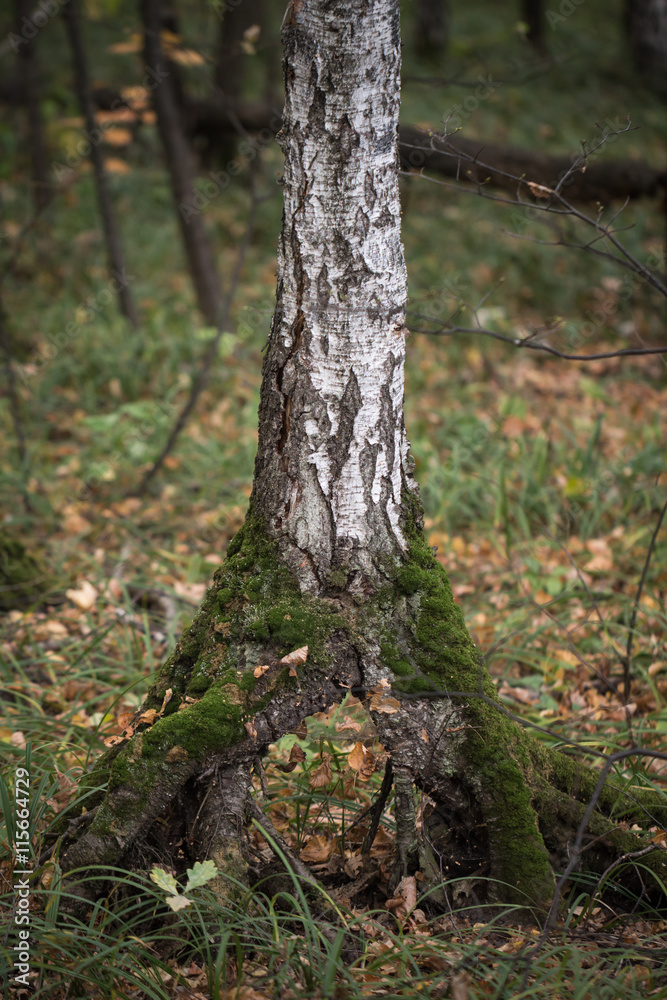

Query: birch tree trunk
[625,0,667,93]
[58,0,667,916]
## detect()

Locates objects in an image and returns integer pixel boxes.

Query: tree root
[56,518,667,918]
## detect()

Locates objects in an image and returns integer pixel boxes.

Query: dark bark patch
[328,370,363,483]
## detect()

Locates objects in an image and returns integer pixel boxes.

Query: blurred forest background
[1,0,667,995]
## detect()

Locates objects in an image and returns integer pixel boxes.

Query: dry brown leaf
[253,664,270,678]
[336,715,362,734]
[108,34,143,54]
[159,688,173,715]
[347,742,366,771]
[527,181,553,198]
[244,720,258,742]
[451,970,470,1000]
[169,48,205,66]
[385,875,417,920]
[275,743,307,772]
[291,720,308,740]
[138,708,159,726]
[347,742,376,779]
[174,581,207,603]
[300,833,335,863]
[66,581,98,610]
[369,691,401,714]
[279,645,308,667]
[309,752,333,788]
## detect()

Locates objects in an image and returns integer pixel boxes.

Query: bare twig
[136,171,264,494]
[623,494,667,701]
[246,798,318,885]
[361,758,393,855]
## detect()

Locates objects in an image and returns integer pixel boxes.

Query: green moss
[217,587,233,607]
[188,672,213,695]
[141,680,247,761]
[396,563,422,595]
[327,567,349,589]
[392,676,438,694]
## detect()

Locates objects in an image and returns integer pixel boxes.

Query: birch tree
[58,0,667,915]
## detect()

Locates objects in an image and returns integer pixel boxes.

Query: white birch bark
[253,0,418,593]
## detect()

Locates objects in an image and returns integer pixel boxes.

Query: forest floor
[1,0,667,996]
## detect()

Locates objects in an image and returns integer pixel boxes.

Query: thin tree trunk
[141,0,223,327]
[415,0,449,58]
[214,0,264,110]
[14,0,49,212]
[62,0,139,329]
[521,0,545,50]
[625,0,667,92]
[58,0,667,917]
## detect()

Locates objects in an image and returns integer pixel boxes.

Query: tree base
[56,511,667,917]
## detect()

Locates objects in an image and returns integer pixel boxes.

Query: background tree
[63,0,139,328]
[141,0,223,326]
[625,0,667,93]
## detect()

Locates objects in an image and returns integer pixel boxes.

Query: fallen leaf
[244,720,258,742]
[385,875,417,920]
[279,645,308,667]
[173,581,207,603]
[253,664,270,678]
[66,580,98,610]
[275,743,307,773]
[309,752,333,788]
[347,742,376,778]
[336,715,362,734]
[138,709,159,726]
[369,689,401,714]
[451,970,470,1000]
[300,833,335,863]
